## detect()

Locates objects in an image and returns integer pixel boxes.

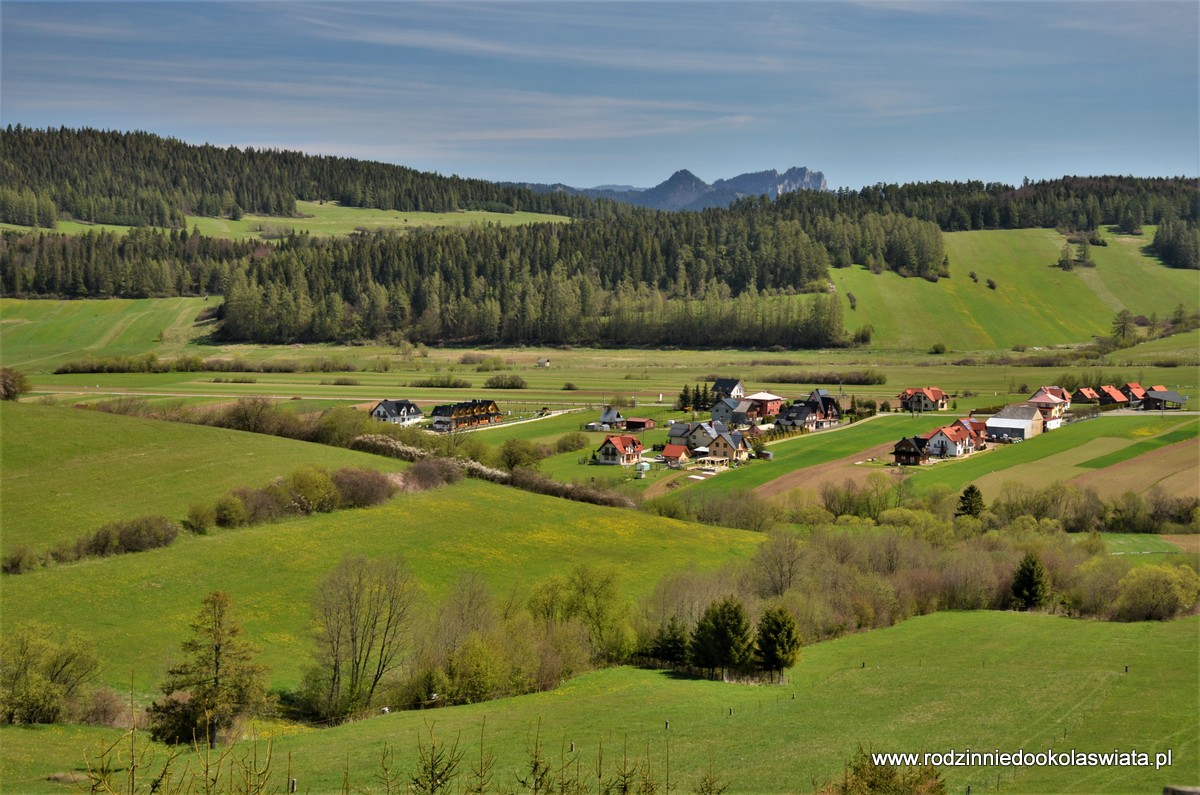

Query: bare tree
[751,528,803,598]
[306,556,420,719]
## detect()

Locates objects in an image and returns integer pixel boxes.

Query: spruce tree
[1011,552,1049,611]
[956,485,985,518]
[756,606,802,682]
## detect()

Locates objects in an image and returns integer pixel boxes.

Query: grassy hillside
[0,402,410,556]
[0,200,568,241]
[1,476,757,693]
[831,227,1199,351]
[3,612,1195,793]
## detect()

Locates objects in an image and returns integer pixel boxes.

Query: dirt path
[752,440,906,500]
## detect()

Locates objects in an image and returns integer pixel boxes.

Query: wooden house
[430,399,501,432]
[891,436,929,466]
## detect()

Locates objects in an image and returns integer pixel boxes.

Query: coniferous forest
[1,127,1196,347]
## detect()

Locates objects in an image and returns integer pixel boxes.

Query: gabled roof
[600,406,625,422]
[712,431,748,450]
[600,434,643,454]
[899,387,946,402]
[734,400,756,413]
[1073,387,1100,400]
[662,443,690,459]
[712,378,744,393]
[1098,385,1128,402]
[1149,385,1167,392]
[892,436,928,453]
[928,425,971,443]
[1027,391,1065,405]
[714,397,741,411]
[745,391,784,402]
[373,399,421,417]
[1122,382,1147,400]
[988,404,1043,422]
[1145,389,1186,404]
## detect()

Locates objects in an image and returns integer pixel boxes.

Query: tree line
[0,126,631,226]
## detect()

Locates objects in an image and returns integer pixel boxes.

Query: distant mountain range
[505,167,827,212]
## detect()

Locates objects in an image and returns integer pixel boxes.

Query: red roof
[602,435,644,453]
[1123,383,1146,400]
[900,387,946,402]
[662,444,689,459]
[1099,385,1128,402]
[1150,385,1167,392]
[1037,386,1071,402]
[1075,387,1100,400]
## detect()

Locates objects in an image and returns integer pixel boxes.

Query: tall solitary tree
[690,596,754,680]
[1011,552,1049,611]
[148,591,268,746]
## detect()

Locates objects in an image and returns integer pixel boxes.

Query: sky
[2,1,1197,190]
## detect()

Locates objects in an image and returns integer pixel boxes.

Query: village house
[1030,386,1071,411]
[666,420,730,451]
[661,443,691,468]
[1120,382,1147,406]
[430,399,502,432]
[1142,388,1186,411]
[774,389,841,433]
[897,387,949,412]
[891,436,930,466]
[625,417,656,432]
[923,424,978,458]
[598,405,626,429]
[708,431,751,463]
[1072,387,1100,404]
[953,417,989,446]
[1097,385,1129,407]
[985,404,1044,441]
[595,434,644,466]
[369,399,423,426]
[1026,389,1068,430]
[744,391,784,418]
[711,378,746,402]
[536,357,551,369]
[710,397,756,427]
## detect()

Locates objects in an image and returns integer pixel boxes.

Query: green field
[3,612,1195,794]
[1,474,757,694]
[0,200,569,241]
[0,402,413,556]
[831,227,1199,351]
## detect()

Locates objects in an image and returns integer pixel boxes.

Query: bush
[286,467,339,513]
[2,545,38,574]
[331,467,396,508]
[1113,564,1200,621]
[79,516,178,557]
[562,382,579,391]
[928,342,947,355]
[183,503,215,534]
[407,458,465,490]
[411,374,471,389]
[214,494,249,528]
[555,432,588,454]
[484,374,527,389]
[0,368,30,400]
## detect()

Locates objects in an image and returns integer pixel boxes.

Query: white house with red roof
[923,424,978,457]
[898,387,949,412]
[596,435,644,466]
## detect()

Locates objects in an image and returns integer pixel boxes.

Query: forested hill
[0,126,630,227]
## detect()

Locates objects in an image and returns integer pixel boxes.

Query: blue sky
[3,1,1197,189]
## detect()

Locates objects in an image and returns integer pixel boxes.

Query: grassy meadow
[1,223,1198,794]
[1,474,758,694]
[3,612,1196,794]
[0,200,569,241]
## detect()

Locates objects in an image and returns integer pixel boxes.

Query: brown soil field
[753,441,907,500]
[1161,535,1200,553]
[1069,438,1199,499]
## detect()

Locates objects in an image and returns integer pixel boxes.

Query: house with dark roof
[370,399,423,427]
[711,378,745,401]
[709,431,750,463]
[596,434,644,466]
[711,397,755,427]
[431,399,502,432]
[1097,385,1129,407]
[892,436,929,466]
[598,406,626,429]
[898,387,949,412]
[1142,389,1186,411]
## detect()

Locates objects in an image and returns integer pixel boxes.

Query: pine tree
[147,591,268,746]
[956,485,985,518]
[755,606,802,682]
[690,596,754,680]
[1011,552,1049,611]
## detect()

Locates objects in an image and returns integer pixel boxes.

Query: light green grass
[1,201,568,241]
[0,402,409,556]
[3,612,1195,794]
[906,415,1199,499]
[832,227,1199,351]
[1,476,757,694]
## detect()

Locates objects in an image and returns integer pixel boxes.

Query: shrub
[80,516,178,557]
[484,374,527,389]
[214,494,249,528]
[555,432,588,454]
[0,368,30,400]
[562,382,579,391]
[287,467,339,513]
[2,545,38,574]
[1113,564,1200,621]
[407,458,465,490]
[183,503,216,534]
[411,374,471,389]
[331,467,396,508]
[928,342,947,355]
[987,278,997,290]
